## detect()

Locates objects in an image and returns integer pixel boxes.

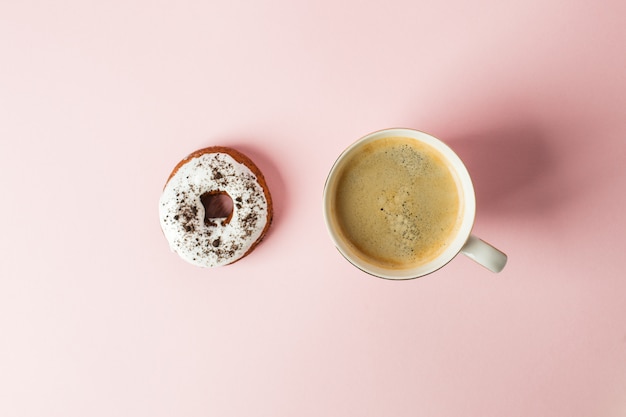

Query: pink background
[1,0,625,416]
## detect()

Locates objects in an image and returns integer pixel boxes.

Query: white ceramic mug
[323,128,507,279]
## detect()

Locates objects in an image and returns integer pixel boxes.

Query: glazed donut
[159,146,273,267]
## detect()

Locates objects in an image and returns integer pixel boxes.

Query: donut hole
[200,191,234,226]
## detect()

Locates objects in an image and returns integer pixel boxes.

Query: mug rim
[323,128,476,279]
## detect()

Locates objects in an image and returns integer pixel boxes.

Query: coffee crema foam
[333,137,463,269]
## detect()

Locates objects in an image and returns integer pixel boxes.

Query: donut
[159,146,273,267]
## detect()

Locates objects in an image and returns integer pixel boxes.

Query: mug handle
[460,235,508,273]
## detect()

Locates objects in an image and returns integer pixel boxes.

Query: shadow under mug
[323,128,507,279]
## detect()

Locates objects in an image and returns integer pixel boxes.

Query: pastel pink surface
[1,0,625,416]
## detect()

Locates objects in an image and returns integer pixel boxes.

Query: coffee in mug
[323,128,506,279]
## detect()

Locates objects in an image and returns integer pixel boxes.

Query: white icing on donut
[159,152,269,267]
